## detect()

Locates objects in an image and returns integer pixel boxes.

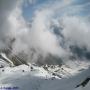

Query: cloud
[61,16,90,49]
[1,0,90,65]
[0,0,20,49]
[30,10,68,56]
[2,0,70,64]
[9,8,69,58]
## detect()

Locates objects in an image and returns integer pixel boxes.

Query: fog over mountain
[1,1,90,90]
[0,0,90,65]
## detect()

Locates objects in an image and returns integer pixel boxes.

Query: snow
[0,53,90,90]
[83,81,90,90]
[0,59,9,67]
[0,53,14,66]
[0,63,90,90]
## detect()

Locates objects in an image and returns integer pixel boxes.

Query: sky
[22,0,90,21]
[0,0,90,64]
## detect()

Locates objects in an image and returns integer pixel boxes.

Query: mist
[0,0,90,65]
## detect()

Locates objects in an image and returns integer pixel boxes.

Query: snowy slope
[0,53,90,90]
[0,53,14,67]
[0,63,90,90]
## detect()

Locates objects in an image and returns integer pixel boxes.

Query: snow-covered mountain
[0,63,90,90]
[0,53,14,67]
[0,52,90,90]
[0,52,29,67]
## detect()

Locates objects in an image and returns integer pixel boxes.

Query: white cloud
[30,10,68,56]
[63,0,72,4]
[1,0,90,64]
[61,16,90,50]
[0,0,19,49]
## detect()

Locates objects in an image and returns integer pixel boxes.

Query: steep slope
[0,53,14,67]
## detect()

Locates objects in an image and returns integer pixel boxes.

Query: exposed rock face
[76,77,90,88]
